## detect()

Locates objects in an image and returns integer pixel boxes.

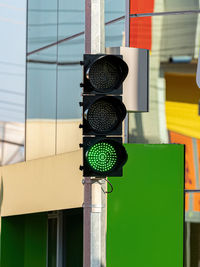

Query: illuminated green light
[86,142,117,173]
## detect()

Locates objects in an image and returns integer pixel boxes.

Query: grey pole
[124,0,130,143]
[84,1,106,267]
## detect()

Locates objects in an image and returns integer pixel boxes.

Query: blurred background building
[129,1,200,266]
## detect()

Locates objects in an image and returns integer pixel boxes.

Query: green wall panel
[63,208,83,267]
[1,213,47,267]
[1,216,25,267]
[24,213,47,267]
[107,144,184,267]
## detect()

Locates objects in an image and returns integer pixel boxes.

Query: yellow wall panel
[0,150,83,216]
[56,119,81,154]
[166,72,200,104]
[166,101,200,139]
[26,119,82,160]
[165,72,200,138]
[26,120,56,160]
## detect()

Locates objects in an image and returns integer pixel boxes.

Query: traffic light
[80,54,128,177]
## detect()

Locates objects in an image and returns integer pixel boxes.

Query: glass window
[105,19,125,48]
[48,217,57,267]
[0,0,26,165]
[27,0,57,53]
[105,0,125,21]
[105,0,125,47]
[57,0,84,121]
[47,209,83,267]
[26,0,84,159]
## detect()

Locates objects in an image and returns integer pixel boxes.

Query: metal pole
[83,177,92,267]
[90,0,105,54]
[84,1,106,267]
[124,0,130,143]
[125,0,130,48]
[83,177,106,267]
[186,222,191,267]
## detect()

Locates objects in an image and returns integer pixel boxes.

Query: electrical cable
[101,178,113,194]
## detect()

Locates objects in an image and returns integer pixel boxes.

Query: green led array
[87,142,117,173]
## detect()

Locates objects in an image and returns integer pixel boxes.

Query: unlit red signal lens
[88,58,120,92]
[85,55,129,94]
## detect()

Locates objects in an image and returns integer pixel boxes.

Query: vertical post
[85,0,105,54]
[83,177,92,267]
[125,0,130,48]
[186,222,191,267]
[57,211,63,267]
[84,1,106,267]
[124,0,130,143]
[91,0,105,54]
[85,0,91,54]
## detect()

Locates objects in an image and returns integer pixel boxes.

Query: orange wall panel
[129,0,154,50]
[194,193,200,212]
[169,131,195,190]
[130,18,152,50]
[193,141,200,211]
[130,0,154,13]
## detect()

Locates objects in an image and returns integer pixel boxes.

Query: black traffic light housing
[80,53,129,177]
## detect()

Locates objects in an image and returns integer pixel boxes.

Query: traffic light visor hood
[86,55,128,93]
[85,139,128,175]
